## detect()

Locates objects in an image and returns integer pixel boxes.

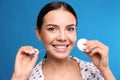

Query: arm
[11,46,39,80]
[84,40,115,80]
[101,67,115,80]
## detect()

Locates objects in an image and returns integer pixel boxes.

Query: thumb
[31,49,39,67]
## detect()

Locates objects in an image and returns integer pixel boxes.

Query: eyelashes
[47,27,57,32]
[47,26,76,32]
[67,27,76,32]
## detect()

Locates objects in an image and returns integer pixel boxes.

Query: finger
[84,40,97,52]
[89,47,104,56]
[31,49,39,67]
[84,40,107,53]
[23,46,34,54]
[16,46,37,62]
[85,40,99,48]
[18,46,34,55]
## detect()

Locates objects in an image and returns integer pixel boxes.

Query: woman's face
[37,9,77,59]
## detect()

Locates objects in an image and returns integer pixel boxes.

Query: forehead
[43,9,76,25]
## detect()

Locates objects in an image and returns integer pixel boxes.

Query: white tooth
[55,46,66,49]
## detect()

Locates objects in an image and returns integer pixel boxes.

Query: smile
[52,44,70,51]
[54,45,67,49]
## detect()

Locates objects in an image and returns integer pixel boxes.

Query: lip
[52,44,70,52]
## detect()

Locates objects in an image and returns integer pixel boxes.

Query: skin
[37,9,77,60]
[84,40,115,80]
[11,8,115,80]
[11,46,39,80]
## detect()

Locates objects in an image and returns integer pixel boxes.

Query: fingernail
[35,49,39,54]
[26,50,29,53]
[31,49,34,53]
[86,49,89,52]
[35,49,39,51]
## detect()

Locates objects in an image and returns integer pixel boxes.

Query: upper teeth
[55,46,67,49]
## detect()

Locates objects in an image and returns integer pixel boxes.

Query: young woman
[12,1,115,80]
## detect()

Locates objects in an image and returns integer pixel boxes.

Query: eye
[67,27,75,32]
[47,27,57,32]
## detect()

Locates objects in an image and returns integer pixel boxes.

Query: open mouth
[52,44,70,51]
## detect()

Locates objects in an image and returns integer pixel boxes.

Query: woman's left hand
[84,40,109,72]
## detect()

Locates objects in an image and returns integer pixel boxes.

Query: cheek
[68,33,77,43]
[42,35,53,49]
[42,32,56,44]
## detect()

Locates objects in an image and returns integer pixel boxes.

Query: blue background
[0,0,120,79]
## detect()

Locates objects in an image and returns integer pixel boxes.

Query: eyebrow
[45,24,76,27]
[66,24,76,27]
[45,24,58,27]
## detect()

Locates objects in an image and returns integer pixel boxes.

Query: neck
[43,56,72,71]
[42,56,82,80]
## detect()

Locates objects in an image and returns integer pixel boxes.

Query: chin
[56,54,69,60]
[51,51,70,60]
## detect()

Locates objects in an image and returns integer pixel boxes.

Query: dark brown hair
[37,1,78,30]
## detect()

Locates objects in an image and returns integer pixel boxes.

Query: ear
[35,27,42,41]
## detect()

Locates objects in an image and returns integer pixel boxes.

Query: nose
[57,30,67,42]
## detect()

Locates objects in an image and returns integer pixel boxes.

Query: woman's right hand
[11,46,39,80]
